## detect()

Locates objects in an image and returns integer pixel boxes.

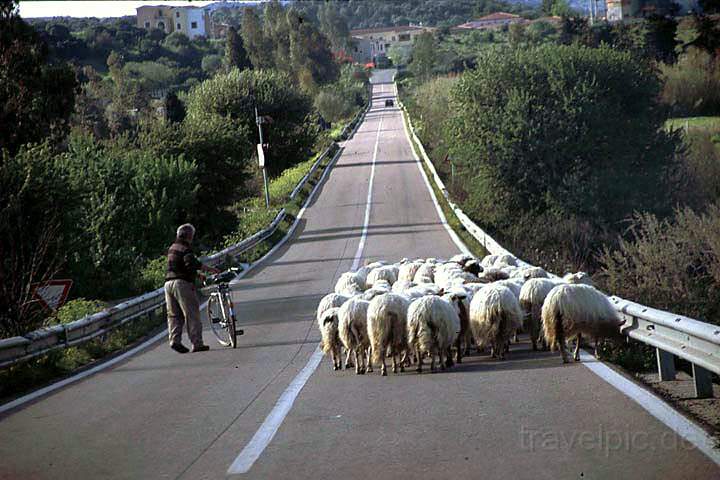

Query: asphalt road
[0,70,717,480]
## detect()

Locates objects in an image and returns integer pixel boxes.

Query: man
[164,223,219,353]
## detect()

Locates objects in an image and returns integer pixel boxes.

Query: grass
[665,116,720,133]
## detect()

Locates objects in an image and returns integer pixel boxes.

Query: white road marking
[579,351,720,466]
[398,74,720,464]
[227,82,386,475]
[0,133,351,417]
[227,345,324,474]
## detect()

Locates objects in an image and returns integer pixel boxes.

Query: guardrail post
[692,363,714,399]
[656,348,676,381]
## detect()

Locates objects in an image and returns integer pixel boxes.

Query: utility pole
[255,107,270,209]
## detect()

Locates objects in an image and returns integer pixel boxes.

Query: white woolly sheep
[398,262,423,283]
[316,293,349,321]
[367,293,410,376]
[318,307,343,370]
[541,284,623,363]
[413,263,435,284]
[366,265,399,287]
[469,284,524,360]
[493,254,518,268]
[406,296,459,373]
[355,261,387,289]
[392,280,415,294]
[518,278,562,350]
[563,272,594,287]
[338,297,372,374]
[511,266,549,280]
[335,272,364,296]
[477,267,509,283]
[481,254,499,268]
[443,289,471,364]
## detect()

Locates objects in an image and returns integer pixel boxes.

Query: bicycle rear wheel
[225,296,237,349]
[208,293,233,347]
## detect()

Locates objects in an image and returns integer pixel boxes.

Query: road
[0,70,717,480]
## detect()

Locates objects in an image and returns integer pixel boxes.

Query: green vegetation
[1,0,368,342]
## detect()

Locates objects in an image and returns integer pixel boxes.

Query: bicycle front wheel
[208,293,233,347]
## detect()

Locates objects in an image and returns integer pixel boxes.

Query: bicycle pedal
[236,329,244,336]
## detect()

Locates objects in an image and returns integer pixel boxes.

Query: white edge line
[396,81,470,256]
[227,82,382,475]
[227,345,324,474]
[396,76,720,465]
[579,351,720,466]
[0,146,349,416]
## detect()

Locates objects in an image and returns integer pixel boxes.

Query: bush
[679,130,720,207]
[314,89,352,123]
[660,48,720,117]
[446,43,680,232]
[598,206,720,324]
[185,68,317,177]
[51,298,105,325]
[137,255,167,291]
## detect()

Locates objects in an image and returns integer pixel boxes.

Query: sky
[19,1,258,18]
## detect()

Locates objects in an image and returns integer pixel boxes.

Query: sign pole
[256,107,270,209]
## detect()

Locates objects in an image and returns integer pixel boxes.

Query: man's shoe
[171,343,189,354]
[192,345,210,352]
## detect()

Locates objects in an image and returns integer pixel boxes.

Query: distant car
[385,99,394,107]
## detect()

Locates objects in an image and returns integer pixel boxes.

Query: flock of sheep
[316,253,623,375]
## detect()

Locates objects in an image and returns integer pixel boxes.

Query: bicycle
[203,268,244,348]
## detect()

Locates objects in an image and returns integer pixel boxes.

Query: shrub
[51,298,105,325]
[598,205,720,324]
[446,43,680,232]
[314,89,352,124]
[137,256,167,291]
[660,48,720,117]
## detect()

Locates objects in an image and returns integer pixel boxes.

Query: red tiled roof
[350,25,426,35]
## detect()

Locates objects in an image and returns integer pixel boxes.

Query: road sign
[257,143,265,168]
[32,279,73,312]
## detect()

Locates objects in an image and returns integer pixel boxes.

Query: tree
[0,0,78,155]
[225,26,251,71]
[318,2,350,52]
[314,89,352,123]
[164,92,185,123]
[410,31,437,80]
[240,7,274,69]
[446,44,680,230]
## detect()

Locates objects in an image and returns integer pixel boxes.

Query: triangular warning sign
[32,279,73,312]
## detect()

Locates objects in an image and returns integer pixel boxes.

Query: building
[349,25,432,64]
[452,12,527,31]
[606,0,632,21]
[136,5,212,39]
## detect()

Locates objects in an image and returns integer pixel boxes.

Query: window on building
[157,21,165,30]
[145,21,150,28]
[176,11,180,18]
[385,43,390,50]
[191,21,198,29]
[370,35,373,39]
[158,9,162,16]
[177,23,181,30]
[399,33,410,41]
[392,36,396,41]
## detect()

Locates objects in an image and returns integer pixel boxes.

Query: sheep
[541,284,623,363]
[398,262,423,283]
[316,293,349,320]
[511,266,549,280]
[493,254,518,268]
[413,263,435,284]
[495,278,525,342]
[463,258,482,276]
[367,293,410,376]
[469,284,523,360]
[450,253,474,265]
[392,280,415,294]
[366,265,398,287]
[443,289,471,364]
[406,296,459,373]
[318,307,343,370]
[338,297,372,374]
[335,272,364,296]
[355,261,386,289]
[403,283,443,300]
[481,254,499,268]
[477,267,509,283]
[518,278,562,350]
[563,271,594,286]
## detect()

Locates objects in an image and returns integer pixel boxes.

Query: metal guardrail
[397,84,720,398]
[0,95,372,370]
